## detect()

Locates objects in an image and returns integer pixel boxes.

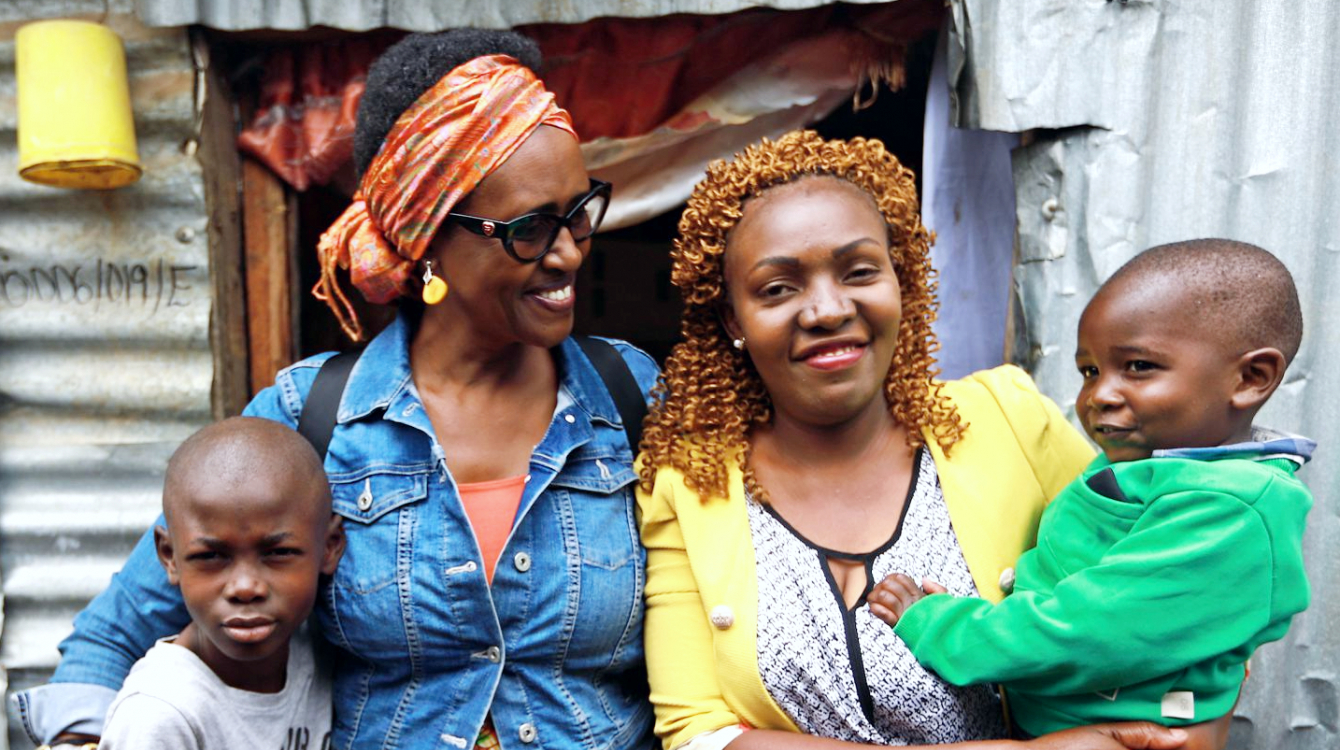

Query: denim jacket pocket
[549,456,639,570]
[328,468,430,596]
[548,455,636,493]
[331,467,430,522]
[323,468,432,660]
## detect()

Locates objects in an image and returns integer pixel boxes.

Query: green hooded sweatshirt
[895,435,1313,736]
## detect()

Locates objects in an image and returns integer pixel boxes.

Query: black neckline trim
[760,446,923,562]
[817,554,878,724]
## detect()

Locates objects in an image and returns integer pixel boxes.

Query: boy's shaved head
[1099,239,1303,363]
[163,417,328,524]
[156,417,342,691]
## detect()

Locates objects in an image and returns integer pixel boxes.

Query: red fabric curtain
[235,39,379,190]
[235,3,942,192]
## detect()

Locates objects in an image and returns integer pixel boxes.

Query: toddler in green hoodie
[870,239,1313,737]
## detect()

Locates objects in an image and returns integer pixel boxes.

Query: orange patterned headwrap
[315,54,577,340]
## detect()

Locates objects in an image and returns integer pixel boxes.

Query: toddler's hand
[868,573,946,626]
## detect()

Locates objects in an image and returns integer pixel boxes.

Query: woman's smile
[526,279,576,312]
[796,338,869,371]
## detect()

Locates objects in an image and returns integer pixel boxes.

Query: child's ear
[321,514,346,576]
[154,526,181,585]
[1230,347,1287,412]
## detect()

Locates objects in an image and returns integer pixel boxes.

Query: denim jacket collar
[335,311,624,430]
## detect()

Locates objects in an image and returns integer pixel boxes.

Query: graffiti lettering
[0,271,32,305]
[0,256,201,313]
[169,264,194,308]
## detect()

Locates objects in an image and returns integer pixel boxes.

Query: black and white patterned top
[750,448,1006,745]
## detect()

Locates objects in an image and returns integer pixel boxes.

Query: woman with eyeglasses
[22,30,659,750]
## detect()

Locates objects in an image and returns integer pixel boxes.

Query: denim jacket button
[485,646,501,662]
[564,413,576,424]
[518,722,538,743]
[356,479,373,511]
[514,551,532,572]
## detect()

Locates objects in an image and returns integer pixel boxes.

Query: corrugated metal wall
[0,2,210,747]
[950,1,1340,748]
[131,0,904,31]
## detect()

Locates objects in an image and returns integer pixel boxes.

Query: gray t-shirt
[100,630,331,750]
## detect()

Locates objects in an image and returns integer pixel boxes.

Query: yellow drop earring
[421,260,448,305]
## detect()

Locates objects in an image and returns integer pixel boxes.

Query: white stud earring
[732,337,746,351]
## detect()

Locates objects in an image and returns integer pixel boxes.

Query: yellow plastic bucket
[16,19,142,189]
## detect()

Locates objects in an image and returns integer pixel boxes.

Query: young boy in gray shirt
[100,417,345,749]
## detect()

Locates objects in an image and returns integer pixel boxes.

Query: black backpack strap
[296,350,361,460]
[575,336,648,452]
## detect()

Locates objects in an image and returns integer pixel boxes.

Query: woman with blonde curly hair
[637,131,1228,750]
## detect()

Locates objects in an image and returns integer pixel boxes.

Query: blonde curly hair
[638,130,965,502]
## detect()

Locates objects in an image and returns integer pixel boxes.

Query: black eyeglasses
[447,179,612,263]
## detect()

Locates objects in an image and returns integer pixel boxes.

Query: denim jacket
[14,313,660,750]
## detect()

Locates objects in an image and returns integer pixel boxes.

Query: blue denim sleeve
[15,374,308,743]
[11,683,118,744]
[54,521,187,686]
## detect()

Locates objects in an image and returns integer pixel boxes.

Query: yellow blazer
[636,365,1096,749]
